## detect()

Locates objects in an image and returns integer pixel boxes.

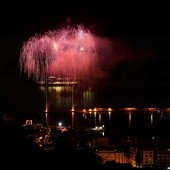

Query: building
[96,150,129,164]
[143,150,154,168]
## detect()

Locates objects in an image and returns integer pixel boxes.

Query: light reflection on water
[21,85,168,137]
[39,85,96,111]
[38,85,132,131]
[33,108,170,138]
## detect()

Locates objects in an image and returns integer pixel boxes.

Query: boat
[38,76,78,86]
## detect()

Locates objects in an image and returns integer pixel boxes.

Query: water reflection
[35,85,170,138]
[39,85,95,111]
[38,109,170,137]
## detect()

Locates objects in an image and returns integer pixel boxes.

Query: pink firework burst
[19,25,97,83]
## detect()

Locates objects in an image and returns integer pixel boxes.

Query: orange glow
[147,108,158,112]
[83,109,87,112]
[124,107,137,112]
[108,107,112,111]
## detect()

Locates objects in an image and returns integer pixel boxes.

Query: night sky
[1,1,170,112]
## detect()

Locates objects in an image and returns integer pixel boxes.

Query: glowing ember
[19,25,97,83]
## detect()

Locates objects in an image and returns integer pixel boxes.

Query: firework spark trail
[20,33,56,82]
[20,25,98,83]
[50,26,97,79]
[19,23,135,85]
